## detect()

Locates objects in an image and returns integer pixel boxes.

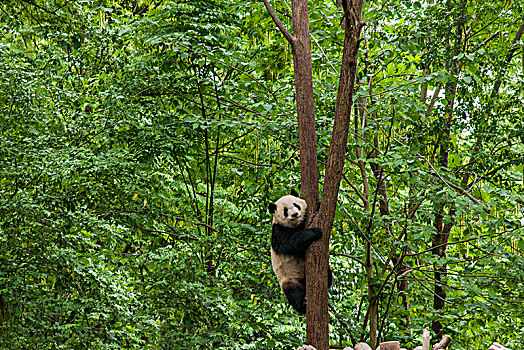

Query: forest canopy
[0,0,523,349]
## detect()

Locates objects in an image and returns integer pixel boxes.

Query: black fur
[269,189,333,314]
[271,223,322,255]
[281,269,333,315]
[283,283,307,314]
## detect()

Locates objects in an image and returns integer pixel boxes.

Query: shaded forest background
[0,0,523,349]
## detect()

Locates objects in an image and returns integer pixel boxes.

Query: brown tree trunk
[291,0,320,212]
[306,1,363,349]
[263,1,363,349]
[288,0,324,344]
[430,213,452,337]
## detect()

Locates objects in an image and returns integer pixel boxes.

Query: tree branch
[425,85,441,116]
[174,41,279,102]
[334,252,365,266]
[415,151,491,213]
[262,0,295,46]
[428,166,491,214]
[490,22,524,101]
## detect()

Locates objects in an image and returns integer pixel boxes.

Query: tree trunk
[263,1,363,348]
[431,0,462,336]
[306,1,363,349]
[291,0,320,213]
[288,0,324,345]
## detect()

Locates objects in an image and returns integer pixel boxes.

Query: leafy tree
[0,1,523,349]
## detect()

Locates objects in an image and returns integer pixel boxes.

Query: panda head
[268,189,308,228]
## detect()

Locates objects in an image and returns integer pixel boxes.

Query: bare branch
[490,22,524,100]
[310,32,338,74]
[342,172,366,205]
[426,164,491,214]
[261,0,295,46]
[425,85,441,116]
[221,155,271,168]
[409,271,458,306]
[333,253,365,266]
[170,215,219,232]
[174,41,279,102]
[134,225,199,241]
[478,32,498,48]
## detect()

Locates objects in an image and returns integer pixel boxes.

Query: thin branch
[409,271,458,305]
[174,154,201,218]
[490,22,524,100]
[169,215,219,232]
[310,32,338,74]
[222,155,271,168]
[342,172,366,205]
[20,0,60,15]
[174,41,279,103]
[134,225,199,241]
[333,252,365,266]
[427,165,491,213]
[426,85,441,116]
[478,32,498,48]
[261,0,295,46]
[406,232,497,257]
[339,205,390,269]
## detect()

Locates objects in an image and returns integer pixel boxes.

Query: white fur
[271,247,305,289]
[272,195,307,228]
[271,194,308,291]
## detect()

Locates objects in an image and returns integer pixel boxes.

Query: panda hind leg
[282,281,306,315]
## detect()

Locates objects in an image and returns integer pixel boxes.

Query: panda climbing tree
[262,0,364,349]
[268,189,332,314]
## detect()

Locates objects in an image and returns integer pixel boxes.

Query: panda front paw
[310,227,322,240]
[298,300,307,315]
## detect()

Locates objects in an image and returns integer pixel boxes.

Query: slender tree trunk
[490,23,524,101]
[431,211,451,337]
[432,1,462,335]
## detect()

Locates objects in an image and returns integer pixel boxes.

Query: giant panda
[268,189,332,314]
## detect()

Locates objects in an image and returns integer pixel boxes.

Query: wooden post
[354,343,372,350]
[432,335,451,350]
[379,341,400,350]
[422,329,430,350]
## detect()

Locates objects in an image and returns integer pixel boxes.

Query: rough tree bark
[307,1,363,348]
[290,0,320,212]
[262,1,363,349]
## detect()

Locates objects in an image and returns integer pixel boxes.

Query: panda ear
[290,189,299,197]
[268,203,277,214]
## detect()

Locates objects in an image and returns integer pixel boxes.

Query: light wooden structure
[297,330,511,350]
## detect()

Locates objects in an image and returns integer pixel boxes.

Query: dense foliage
[0,0,523,349]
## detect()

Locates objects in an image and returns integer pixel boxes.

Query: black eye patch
[294,203,301,210]
[284,208,288,217]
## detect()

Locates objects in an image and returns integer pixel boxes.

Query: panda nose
[292,213,299,218]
